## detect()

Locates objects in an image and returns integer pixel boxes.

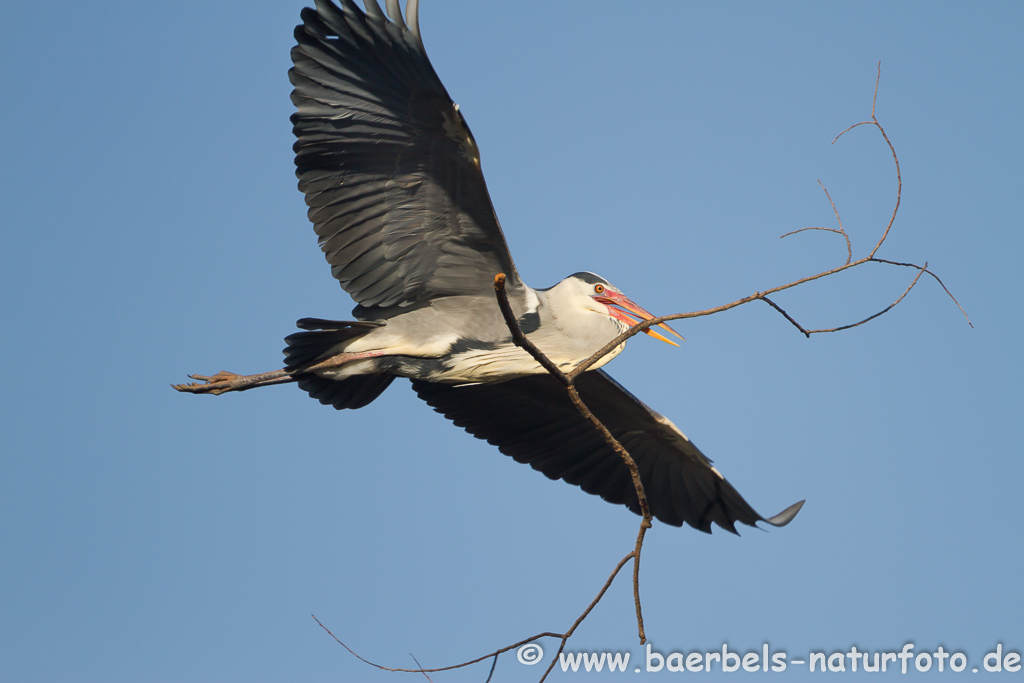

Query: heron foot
[172,371,247,395]
[172,369,294,395]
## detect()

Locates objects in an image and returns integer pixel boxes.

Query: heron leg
[172,369,296,395]
[172,349,387,396]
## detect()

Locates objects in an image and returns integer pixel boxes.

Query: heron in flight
[175,0,804,534]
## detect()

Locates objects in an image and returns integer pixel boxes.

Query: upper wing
[290,0,522,309]
[412,370,804,533]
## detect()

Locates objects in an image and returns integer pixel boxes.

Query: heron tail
[283,318,394,410]
[283,318,384,370]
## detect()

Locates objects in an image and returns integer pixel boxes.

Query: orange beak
[593,291,684,346]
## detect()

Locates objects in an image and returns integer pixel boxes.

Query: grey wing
[290,0,522,310]
[412,370,804,533]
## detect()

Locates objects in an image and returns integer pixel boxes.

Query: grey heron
[174,0,804,534]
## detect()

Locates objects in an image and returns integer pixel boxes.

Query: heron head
[563,272,683,346]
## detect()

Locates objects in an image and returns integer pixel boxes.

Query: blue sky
[1,1,1021,681]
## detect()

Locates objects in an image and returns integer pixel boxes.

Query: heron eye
[594,284,605,294]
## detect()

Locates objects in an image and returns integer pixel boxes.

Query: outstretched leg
[172,349,387,396]
[172,369,296,395]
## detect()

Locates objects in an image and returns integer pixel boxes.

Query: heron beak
[594,292,684,346]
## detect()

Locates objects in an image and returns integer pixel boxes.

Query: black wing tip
[762,499,806,528]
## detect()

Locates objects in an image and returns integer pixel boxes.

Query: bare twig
[833,62,901,258]
[805,262,927,334]
[493,281,650,522]
[313,550,636,681]
[569,65,969,376]
[535,552,638,682]
[874,258,973,327]
[761,296,811,337]
[494,273,651,643]
[781,180,852,265]
[313,613,561,675]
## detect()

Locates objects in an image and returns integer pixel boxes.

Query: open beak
[593,291,685,346]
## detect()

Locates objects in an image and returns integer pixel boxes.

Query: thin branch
[312,549,637,681]
[313,614,562,675]
[822,180,852,264]
[568,65,968,375]
[780,226,844,239]
[804,261,928,334]
[873,258,973,327]
[781,180,852,265]
[832,62,901,258]
[578,252,962,367]
[495,273,651,644]
[761,296,810,337]
[493,275,650,521]
[535,551,637,682]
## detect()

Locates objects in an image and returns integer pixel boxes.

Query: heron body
[289,273,646,386]
[175,0,804,534]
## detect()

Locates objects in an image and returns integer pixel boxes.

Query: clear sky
[1,1,1021,681]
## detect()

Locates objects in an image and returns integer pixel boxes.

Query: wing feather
[412,370,804,533]
[290,0,522,310]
